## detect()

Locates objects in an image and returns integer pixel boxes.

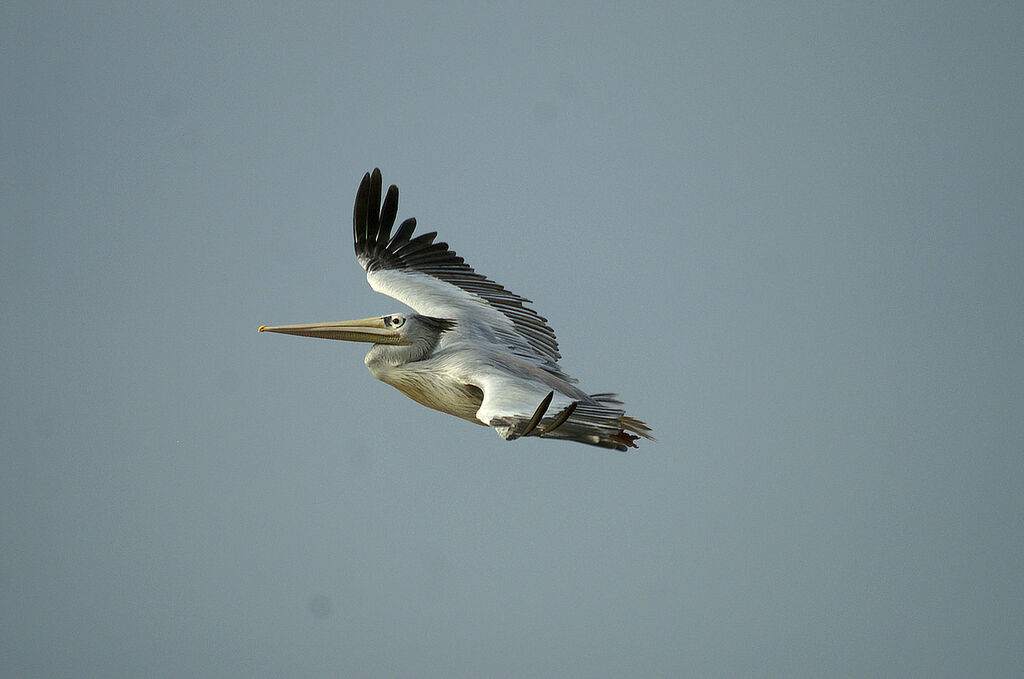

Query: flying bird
[260,169,652,451]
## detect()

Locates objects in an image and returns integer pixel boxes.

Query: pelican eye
[387,315,405,328]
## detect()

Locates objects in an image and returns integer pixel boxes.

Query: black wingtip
[542,401,578,435]
[521,391,554,437]
[386,217,417,250]
[353,171,372,256]
[355,169,397,260]
[378,185,399,250]
[366,169,382,244]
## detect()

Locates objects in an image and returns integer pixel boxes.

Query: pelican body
[261,169,652,451]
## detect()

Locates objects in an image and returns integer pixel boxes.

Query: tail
[542,392,654,452]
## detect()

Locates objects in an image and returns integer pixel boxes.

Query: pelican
[260,169,652,451]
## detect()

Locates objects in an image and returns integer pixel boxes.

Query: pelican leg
[520,391,553,437]
[542,401,578,435]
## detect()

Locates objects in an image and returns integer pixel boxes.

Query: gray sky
[2,2,1022,677]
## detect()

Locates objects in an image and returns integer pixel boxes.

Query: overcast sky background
[2,2,1022,677]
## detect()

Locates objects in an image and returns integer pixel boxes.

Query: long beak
[258,317,404,344]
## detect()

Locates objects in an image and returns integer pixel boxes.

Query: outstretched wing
[352,168,564,372]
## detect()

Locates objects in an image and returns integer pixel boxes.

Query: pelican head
[260,313,456,365]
